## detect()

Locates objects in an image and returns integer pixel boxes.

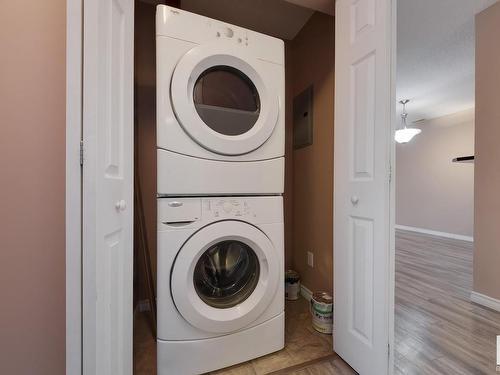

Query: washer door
[170,42,279,156]
[171,220,280,333]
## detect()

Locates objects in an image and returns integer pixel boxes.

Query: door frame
[66,0,83,374]
[65,1,397,374]
[388,0,397,372]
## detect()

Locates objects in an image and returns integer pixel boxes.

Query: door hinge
[80,140,84,166]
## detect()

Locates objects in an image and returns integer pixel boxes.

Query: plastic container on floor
[285,270,301,300]
[311,291,333,334]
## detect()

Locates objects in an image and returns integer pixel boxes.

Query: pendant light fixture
[395,99,421,144]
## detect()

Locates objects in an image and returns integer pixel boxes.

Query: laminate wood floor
[395,229,500,375]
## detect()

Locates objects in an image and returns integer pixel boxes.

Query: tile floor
[134,297,355,374]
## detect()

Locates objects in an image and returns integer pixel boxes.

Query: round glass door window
[194,240,260,309]
[193,65,261,136]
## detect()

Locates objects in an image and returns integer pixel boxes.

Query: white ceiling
[180,0,315,40]
[397,0,498,122]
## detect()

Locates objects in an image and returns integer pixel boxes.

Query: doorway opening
[394,1,500,373]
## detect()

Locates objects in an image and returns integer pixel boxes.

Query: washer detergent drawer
[158,198,201,224]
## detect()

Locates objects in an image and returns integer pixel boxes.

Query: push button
[223,202,233,213]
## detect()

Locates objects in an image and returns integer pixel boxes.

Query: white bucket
[285,270,301,300]
[310,291,333,334]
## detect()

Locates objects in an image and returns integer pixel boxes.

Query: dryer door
[170,220,280,333]
[170,42,279,156]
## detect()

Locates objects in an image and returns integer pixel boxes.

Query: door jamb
[388,0,397,372]
[66,0,83,373]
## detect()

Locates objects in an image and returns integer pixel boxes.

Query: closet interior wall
[289,13,335,294]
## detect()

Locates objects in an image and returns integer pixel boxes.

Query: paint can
[285,270,301,300]
[310,291,333,334]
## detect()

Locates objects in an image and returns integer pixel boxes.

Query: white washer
[156,5,285,196]
[157,196,284,374]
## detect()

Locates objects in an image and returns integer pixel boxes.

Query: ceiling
[180,0,316,40]
[397,0,498,122]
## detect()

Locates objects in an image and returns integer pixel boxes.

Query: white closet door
[82,0,134,374]
[334,0,394,374]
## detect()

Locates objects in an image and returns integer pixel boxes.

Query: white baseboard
[300,284,313,301]
[470,291,500,312]
[395,224,473,242]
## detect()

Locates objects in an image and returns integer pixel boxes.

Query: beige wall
[0,2,66,374]
[290,13,335,293]
[473,1,500,300]
[396,109,475,237]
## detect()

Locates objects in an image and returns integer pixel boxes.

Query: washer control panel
[159,196,282,227]
[203,198,256,219]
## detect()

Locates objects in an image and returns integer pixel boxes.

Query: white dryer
[157,196,284,374]
[156,5,285,196]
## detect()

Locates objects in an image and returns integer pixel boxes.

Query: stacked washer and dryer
[155,5,286,374]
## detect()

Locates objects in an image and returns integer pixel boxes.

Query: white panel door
[82,0,134,374]
[334,0,394,374]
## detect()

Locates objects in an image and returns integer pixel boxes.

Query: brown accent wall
[134,5,333,297]
[284,41,294,269]
[134,1,292,300]
[0,2,66,374]
[473,1,500,300]
[290,13,335,293]
[134,1,159,303]
[134,0,181,304]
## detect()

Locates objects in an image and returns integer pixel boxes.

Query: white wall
[396,109,475,238]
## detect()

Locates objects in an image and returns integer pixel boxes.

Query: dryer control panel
[156,5,284,66]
